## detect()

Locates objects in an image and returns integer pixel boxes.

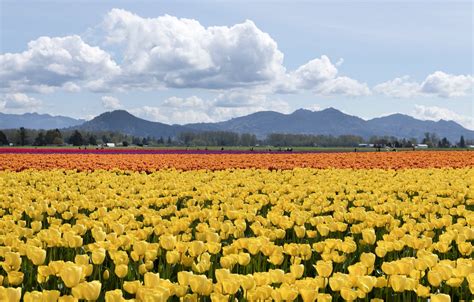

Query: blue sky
[1,0,472,128]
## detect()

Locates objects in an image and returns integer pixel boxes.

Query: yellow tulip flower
[123,280,141,294]
[71,281,101,301]
[105,289,124,302]
[60,265,83,288]
[0,286,22,302]
[7,271,24,286]
[115,264,129,278]
[362,229,376,245]
[430,294,451,302]
[315,260,333,278]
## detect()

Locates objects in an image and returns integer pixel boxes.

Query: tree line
[0,127,471,148]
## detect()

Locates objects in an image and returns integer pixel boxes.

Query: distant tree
[167,136,172,145]
[439,137,450,148]
[0,130,8,145]
[88,135,97,146]
[132,137,141,145]
[45,129,63,145]
[68,130,84,146]
[34,132,46,146]
[142,137,148,145]
[122,141,129,147]
[157,136,164,144]
[18,127,27,146]
[458,135,466,148]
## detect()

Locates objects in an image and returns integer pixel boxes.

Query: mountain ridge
[1,108,472,142]
[0,112,84,129]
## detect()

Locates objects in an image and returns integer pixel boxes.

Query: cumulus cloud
[0,93,42,112]
[420,71,474,98]
[0,35,120,93]
[314,76,371,97]
[373,76,420,98]
[131,92,290,124]
[412,104,473,130]
[275,55,370,96]
[374,72,473,98]
[102,9,285,89]
[101,96,122,110]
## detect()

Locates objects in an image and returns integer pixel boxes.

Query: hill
[74,110,192,138]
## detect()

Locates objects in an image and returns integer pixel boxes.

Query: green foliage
[0,130,8,145]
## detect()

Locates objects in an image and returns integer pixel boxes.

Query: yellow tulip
[361,229,376,245]
[71,281,101,301]
[105,289,124,302]
[221,279,240,295]
[115,264,129,278]
[160,234,176,251]
[360,252,376,268]
[427,270,443,287]
[299,288,318,302]
[290,264,305,279]
[7,271,24,286]
[3,252,21,271]
[166,250,180,265]
[0,286,22,302]
[91,248,106,265]
[415,284,430,298]
[430,294,451,302]
[123,280,141,294]
[389,275,406,292]
[24,291,43,302]
[316,293,332,302]
[357,276,376,293]
[58,295,78,302]
[41,290,61,302]
[189,241,206,257]
[348,263,367,276]
[26,246,47,265]
[446,277,463,287]
[60,265,83,288]
[238,252,251,266]
[279,284,298,301]
[103,269,110,280]
[340,287,358,301]
[315,260,333,278]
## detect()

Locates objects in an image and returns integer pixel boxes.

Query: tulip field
[0,150,473,301]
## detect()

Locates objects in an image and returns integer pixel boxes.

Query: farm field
[0,151,472,301]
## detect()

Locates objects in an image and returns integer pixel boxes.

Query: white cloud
[303,104,323,111]
[420,71,474,98]
[374,72,473,98]
[102,9,285,89]
[0,35,120,93]
[292,55,338,89]
[0,93,42,112]
[314,76,371,97]
[101,96,122,110]
[130,92,290,124]
[274,55,370,96]
[373,76,421,98]
[412,104,473,130]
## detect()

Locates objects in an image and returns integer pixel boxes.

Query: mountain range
[1,108,472,142]
[0,112,84,129]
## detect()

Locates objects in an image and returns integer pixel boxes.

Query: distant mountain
[366,113,473,141]
[188,108,474,141]
[0,112,84,129]
[74,110,192,138]
[3,108,472,142]
[187,108,373,138]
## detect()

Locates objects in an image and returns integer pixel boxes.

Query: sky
[0,0,473,128]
